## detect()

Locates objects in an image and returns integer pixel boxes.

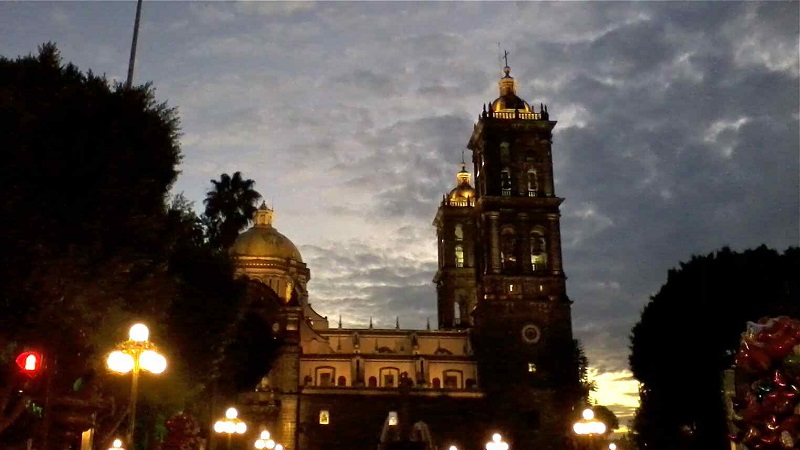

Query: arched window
[454,224,463,241]
[455,244,464,268]
[531,230,547,271]
[527,169,538,196]
[500,227,517,270]
[368,376,377,387]
[379,367,399,387]
[501,168,511,196]
[432,378,441,389]
[337,376,347,387]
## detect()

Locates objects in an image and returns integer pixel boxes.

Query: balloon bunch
[731,316,800,449]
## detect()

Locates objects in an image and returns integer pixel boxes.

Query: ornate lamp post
[253,430,276,449]
[486,433,509,450]
[572,408,607,450]
[106,323,167,447]
[214,407,247,450]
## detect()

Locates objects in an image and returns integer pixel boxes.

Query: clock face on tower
[521,324,541,344]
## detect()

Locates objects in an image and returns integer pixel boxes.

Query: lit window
[455,244,464,268]
[528,363,537,373]
[454,224,463,241]
[531,231,547,270]
[319,410,330,425]
[508,284,514,292]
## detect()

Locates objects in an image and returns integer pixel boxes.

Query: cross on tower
[503,50,510,67]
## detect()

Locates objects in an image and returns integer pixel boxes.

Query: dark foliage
[161,412,202,450]
[629,246,800,450]
[0,42,182,444]
[0,44,278,448]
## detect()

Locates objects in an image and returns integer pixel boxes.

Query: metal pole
[125,0,144,89]
[127,357,141,447]
[227,432,232,450]
[39,356,55,450]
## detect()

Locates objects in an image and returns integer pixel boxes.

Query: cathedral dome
[230,203,303,262]
[490,66,532,113]
[447,164,475,204]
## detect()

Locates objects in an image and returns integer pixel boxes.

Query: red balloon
[778,415,800,435]
[743,425,762,444]
[760,431,779,445]
[774,369,790,387]
[766,337,796,359]
[742,402,765,422]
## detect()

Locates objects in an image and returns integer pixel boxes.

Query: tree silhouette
[629,246,800,450]
[0,44,265,449]
[202,172,262,250]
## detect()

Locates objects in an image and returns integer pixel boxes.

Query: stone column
[547,214,563,274]
[278,394,298,450]
[518,213,532,273]
[487,212,501,273]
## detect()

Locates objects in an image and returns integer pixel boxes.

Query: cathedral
[230,64,580,450]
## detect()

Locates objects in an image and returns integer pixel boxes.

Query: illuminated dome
[490,66,532,113]
[230,203,303,262]
[448,164,475,204]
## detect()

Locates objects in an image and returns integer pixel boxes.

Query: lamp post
[486,433,509,450]
[109,438,125,450]
[572,408,607,450]
[253,430,276,449]
[214,407,247,450]
[106,323,167,447]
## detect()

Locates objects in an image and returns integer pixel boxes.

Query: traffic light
[15,351,44,377]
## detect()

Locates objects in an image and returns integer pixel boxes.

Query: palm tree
[202,172,261,250]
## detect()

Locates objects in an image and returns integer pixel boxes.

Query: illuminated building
[232,63,577,450]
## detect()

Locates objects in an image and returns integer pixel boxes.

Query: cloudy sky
[2,1,798,430]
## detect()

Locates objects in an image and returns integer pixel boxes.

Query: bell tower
[468,63,578,449]
[434,157,478,329]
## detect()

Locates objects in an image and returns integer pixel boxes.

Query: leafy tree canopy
[0,44,277,448]
[629,245,800,450]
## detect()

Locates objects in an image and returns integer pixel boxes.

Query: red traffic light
[15,351,43,376]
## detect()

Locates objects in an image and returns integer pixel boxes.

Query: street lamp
[108,438,125,450]
[254,430,276,449]
[572,408,606,450]
[486,433,509,450]
[214,407,247,450]
[106,323,167,447]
